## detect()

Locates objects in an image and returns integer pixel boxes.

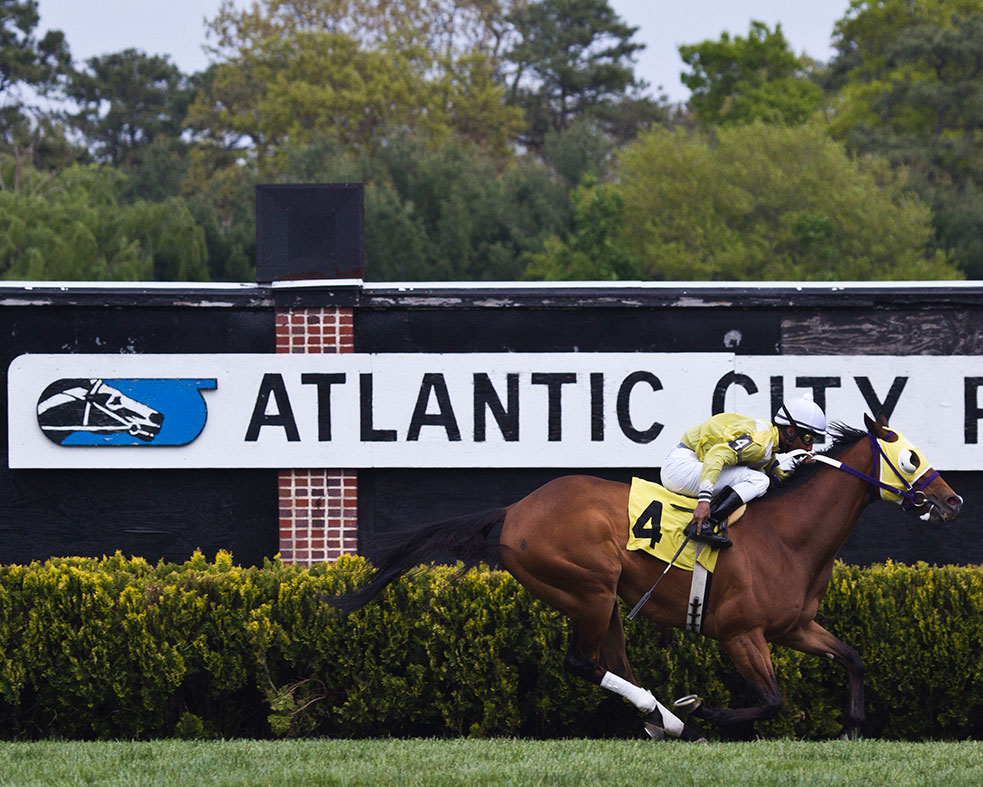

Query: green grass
[1,739,982,786]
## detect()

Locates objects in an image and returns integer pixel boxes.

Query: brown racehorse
[331,414,963,741]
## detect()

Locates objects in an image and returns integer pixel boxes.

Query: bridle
[787,430,939,513]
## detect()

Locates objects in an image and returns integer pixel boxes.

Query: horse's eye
[899,449,920,475]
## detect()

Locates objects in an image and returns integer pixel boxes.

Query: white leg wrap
[599,671,685,736]
[600,671,656,711]
[654,699,685,737]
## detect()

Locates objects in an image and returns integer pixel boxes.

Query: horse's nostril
[947,495,963,509]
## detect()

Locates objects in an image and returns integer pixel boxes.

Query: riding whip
[626,532,693,621]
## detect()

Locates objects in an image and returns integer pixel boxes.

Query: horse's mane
[763,421,867,499]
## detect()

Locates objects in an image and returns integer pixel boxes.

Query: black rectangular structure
[255,184,365,282]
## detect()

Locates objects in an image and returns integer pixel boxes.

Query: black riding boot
[684,486,744,549]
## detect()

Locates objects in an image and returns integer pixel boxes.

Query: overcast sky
[37,0,853,103]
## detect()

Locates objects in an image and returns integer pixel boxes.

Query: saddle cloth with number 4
[626,477,722,573]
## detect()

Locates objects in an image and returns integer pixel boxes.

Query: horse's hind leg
[500,485,701,740]
[598,602,634,679]
[596,602,706,742]
[560,597,702,741]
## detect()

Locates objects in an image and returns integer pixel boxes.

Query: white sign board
[7,353,982,469]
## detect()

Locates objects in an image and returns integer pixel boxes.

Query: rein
[787,431,939,511]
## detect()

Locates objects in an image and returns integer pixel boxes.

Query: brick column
[275,307,358,564]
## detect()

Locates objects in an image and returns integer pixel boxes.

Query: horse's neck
[774,439,874,566]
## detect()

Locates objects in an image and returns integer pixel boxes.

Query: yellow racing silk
[679,413,785,490]
[626,478,721,573]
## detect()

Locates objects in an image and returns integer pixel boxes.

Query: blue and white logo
[37,378,217,446]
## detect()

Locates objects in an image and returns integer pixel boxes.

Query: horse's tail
[328,507,508,614]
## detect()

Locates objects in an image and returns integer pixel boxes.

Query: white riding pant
[660,445,770,504]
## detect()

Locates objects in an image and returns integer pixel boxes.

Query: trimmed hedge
[0,552,982,740]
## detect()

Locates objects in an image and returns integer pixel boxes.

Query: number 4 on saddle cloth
[627,478,748,632]
[626,477,747,574]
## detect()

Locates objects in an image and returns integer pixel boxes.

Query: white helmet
[774,397,826,435]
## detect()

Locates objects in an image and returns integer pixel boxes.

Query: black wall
[2,283,979,568]
[0,289,278,566]
[355,286,981,567]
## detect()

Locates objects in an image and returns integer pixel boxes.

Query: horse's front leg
[691,629,783,733]
[773,620,865,738]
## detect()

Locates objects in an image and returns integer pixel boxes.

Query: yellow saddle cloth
[626,477,722,573]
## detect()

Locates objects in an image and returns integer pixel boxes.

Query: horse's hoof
[673,694,703,715]
[681,724,709,743]
[642,709,665,740]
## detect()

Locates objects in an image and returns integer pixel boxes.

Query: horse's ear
[865,412,897,441]
[864,413,887,436]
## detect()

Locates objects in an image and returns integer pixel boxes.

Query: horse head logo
[37,379,164,444]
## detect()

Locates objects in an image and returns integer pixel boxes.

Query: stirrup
[684,519,733,549]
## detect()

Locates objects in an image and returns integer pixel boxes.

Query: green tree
[266,130,571,281]
[0,0,74,168]
[182,142,258,281]
[0,0,70,97]
[67,50,195,167]
[827,0,983,135]
[828,5,983,276]
[505,0,658,149]
[827,0,981,86]
[64,50,198,203]
[679,21,825,127]
[0,162,209,281]
[526,123,962,282]
[188,0,593,281]
[541,118,613,187]
[206,0,522,63]
[195,0,523,164]
[523,177,632,279]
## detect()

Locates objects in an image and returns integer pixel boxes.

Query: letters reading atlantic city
[243,371,666,443]
[244,369,977,445]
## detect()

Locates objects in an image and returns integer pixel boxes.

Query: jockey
[660,397,827,549]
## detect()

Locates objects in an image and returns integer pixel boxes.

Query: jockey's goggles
[778,403,823,447]
[797,429,820,447]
